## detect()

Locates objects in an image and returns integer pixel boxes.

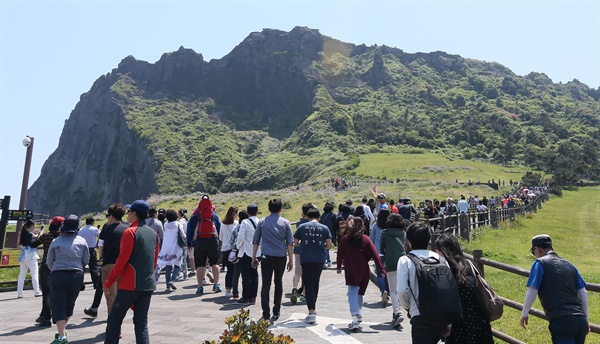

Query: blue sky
[1,0,599,212]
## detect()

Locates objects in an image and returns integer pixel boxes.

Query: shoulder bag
[467,259,504,322]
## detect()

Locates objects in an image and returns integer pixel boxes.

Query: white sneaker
[356,314,363,323]
[225,291,233,297]
[348,321,361,331]
[305,314,317,324]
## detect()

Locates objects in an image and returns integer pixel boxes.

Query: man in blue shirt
[520,234,589,343]
[252,199,294,322]
[294,208,332,324]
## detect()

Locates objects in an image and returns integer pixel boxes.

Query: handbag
[467,259,504,322]
[228,248,239,264]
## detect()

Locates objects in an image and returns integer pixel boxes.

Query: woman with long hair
[434,234,493,344]
[157,209,185,292]
[219,206,239,297]
[17,219,42,298]
[369,209,391,305]
[336,218,385,331]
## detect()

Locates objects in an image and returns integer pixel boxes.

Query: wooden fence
[422,193,550,241]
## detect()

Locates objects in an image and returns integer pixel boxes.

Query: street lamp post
[13,136,34,247]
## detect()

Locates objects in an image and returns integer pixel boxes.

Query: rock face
[26,73,158,217]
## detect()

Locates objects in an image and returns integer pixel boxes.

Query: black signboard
[8,210,33,220]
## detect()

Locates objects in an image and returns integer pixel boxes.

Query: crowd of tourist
[15,182,588,344]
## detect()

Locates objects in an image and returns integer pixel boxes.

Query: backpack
[407,253,463,324]
[338,215,353,237]
[195,195,215,239]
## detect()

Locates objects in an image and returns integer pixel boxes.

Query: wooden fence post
[459,213,470,241]
[473,249,484,277]
[491,209,498,228]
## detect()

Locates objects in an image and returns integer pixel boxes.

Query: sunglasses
[530,247,537,255]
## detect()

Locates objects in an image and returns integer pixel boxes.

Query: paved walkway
[0,256,412,343]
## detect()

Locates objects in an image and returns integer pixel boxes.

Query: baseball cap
[125,200,150,213]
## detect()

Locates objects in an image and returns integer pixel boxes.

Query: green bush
[204,309,294,344]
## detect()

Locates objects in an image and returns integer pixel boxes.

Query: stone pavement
[0,256,412,343]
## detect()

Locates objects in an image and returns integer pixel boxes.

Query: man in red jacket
[103,200,159,344]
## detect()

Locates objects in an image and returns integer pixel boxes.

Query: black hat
[61,214,81,233]
[531,234,552,250]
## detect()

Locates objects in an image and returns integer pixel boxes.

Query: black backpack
[407,253,463,324]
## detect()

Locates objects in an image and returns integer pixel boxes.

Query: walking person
[104,200,160,344]
[177,209,192,280]
[319,201,336,267]
[47,215,90,344]
[31,216,64,326]
[236,204,260,305]
[220,206,239,297]
[252,198,294,322]
[78,217,100,290]
[520,234,589,344]
[397,221,451,343]
[17,219,42,298]
[380,213,407,328]
[294,207,332,324]
[434,234,493,343]
[229,210,249,300]
[186,199,222,295]
[157,209,185,292]
[291,203,313,305]
[337,218,385,331]
[84,203,129,318]
[369,209,391,305]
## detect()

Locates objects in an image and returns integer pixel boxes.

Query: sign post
[0,196,11,250]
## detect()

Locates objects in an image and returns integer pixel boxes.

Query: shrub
[204,309,294,344]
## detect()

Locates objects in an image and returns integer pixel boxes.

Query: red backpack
[195,195,216,239]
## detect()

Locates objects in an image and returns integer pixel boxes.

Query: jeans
[324,249,331,264]
[347,285,363,316]
[39,264,52,320]
[50,270,84,322]
[549,315,588,344]
[222,250,234,289]
[410,316,447,344]
[375,255,389,293]
[301,262,323,311]
[232,261,241,296]
[165,265,180,285]
[239,255,258,300]
[105,290,153,344]
[260,255,287,318]
[17,259,39,296]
